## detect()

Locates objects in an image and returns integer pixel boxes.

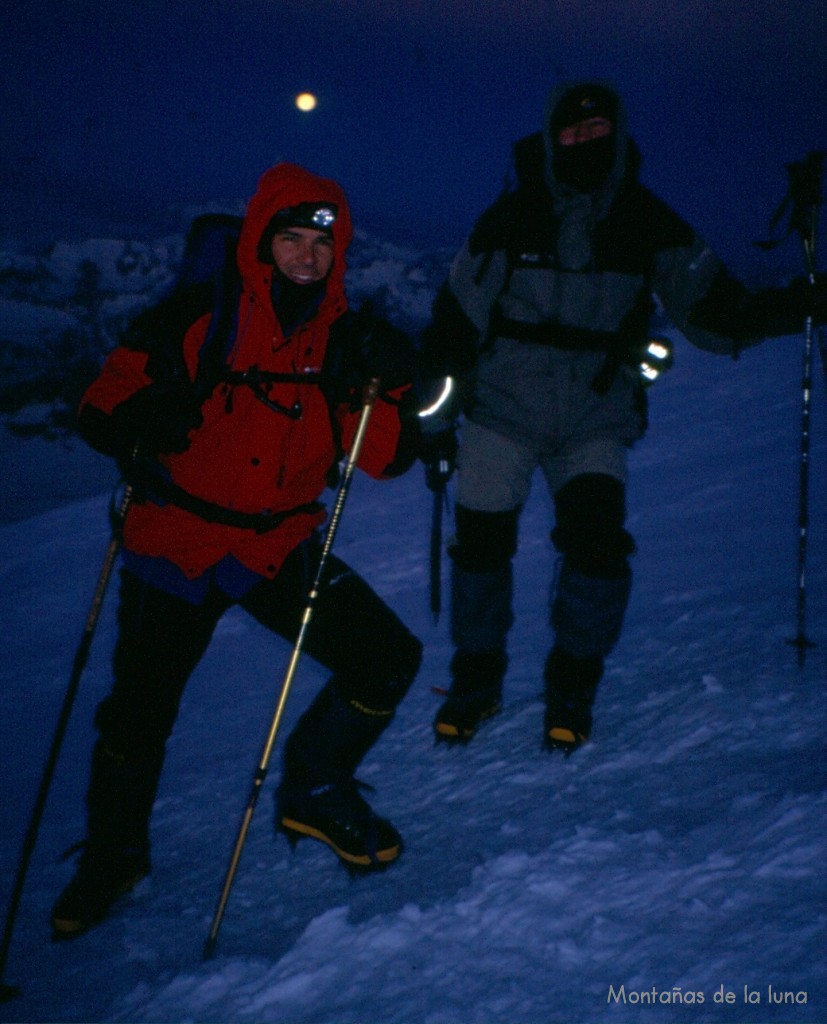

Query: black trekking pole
[429,480,447,623]
[422,420,457,624]
[0,483,133,1003]
[789,156,824,665]
[758,152,825,665]
[772,153,824,665]
[203,379,381,961]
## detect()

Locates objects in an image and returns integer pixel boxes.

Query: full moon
[295,92,317,112]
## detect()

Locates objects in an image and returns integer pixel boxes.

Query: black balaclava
[550,83,619,193]
[270,276,326,338]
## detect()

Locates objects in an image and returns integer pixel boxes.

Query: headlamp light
[310,205,337,229]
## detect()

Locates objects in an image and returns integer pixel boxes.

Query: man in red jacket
[51,163,423,939]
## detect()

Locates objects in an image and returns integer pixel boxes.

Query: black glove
[349,303,416,391]
[130,380,205,454]
[78,379,204,462]
[420,425,457,492]
[755,273,827,335]
[689,270,827,343]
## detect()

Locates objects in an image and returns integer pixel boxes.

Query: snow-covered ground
[0,326,825,1023]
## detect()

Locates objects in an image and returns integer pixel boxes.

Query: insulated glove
[349,303,416,391]
[769,273,827,327]
[128,380,205,454]
[749,273,827,336]
[688,270,827,343]
[78,379,204,462]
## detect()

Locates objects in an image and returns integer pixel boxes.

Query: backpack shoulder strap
[177,214,245,393]
[121,213,244,387]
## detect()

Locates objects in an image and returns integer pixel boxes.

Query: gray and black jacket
[421,82,807,450]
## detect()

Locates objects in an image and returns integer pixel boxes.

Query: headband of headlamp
[271,201,338,234]
[258,202,339,263]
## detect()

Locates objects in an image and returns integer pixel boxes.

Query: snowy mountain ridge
[0,226,450,341]
[0,225,451,439]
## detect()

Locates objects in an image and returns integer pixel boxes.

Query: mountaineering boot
[433,650,507,742]
[544,647,603,755]
[278,780,402,868]
[50,740,161,938]
[51,846,151,940]
[276,677,405,869]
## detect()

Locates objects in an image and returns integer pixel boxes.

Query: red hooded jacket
[80,163,411,583]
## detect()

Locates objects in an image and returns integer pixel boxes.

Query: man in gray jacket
[419,80,824,753]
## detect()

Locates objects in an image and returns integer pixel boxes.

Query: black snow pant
[85,534,422,859]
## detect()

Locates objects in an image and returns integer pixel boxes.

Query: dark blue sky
[1,0,825,273]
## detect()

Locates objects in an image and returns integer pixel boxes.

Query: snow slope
[0,329,825,1023]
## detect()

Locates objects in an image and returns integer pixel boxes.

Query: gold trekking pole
[203,379,381,959]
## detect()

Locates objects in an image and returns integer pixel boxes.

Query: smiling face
[270,226,334,285]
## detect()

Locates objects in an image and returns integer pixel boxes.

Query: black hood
[542,80,630,214]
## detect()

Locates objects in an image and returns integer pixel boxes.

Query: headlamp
[273,202,338,233]
[309,205,337,229]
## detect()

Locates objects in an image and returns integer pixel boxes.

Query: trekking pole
[429,479,447,623]
[758,152,824,666]
[788,210,819,666]
[782,153,823,665]
[0,482,133,1003]
[427,453,454,625]
[203,379,381,961]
